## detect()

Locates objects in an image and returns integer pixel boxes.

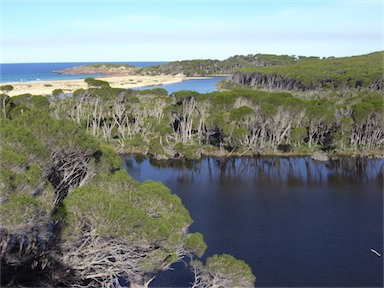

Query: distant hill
[227,51,384,91]
[140,54,325,76]
[54,52,384,91]
[55,54,324,77]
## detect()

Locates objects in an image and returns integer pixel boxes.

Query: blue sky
[1,0,382,63]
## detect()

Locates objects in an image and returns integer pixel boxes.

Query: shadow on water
[128,156,383,187]
[123,155,383,288]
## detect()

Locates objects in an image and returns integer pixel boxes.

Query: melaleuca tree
[0,109,120,287]
[60,170,207,288]
[0,84,14,94]
[191,254,256,288]
[228,105,256,149]
[84,77,111,89]
[0,85,14,118]
[1,98,210,288]
[351,96,384,150]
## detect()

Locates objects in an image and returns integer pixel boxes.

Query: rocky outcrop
[54,64,138,76]
[311,151,329,162]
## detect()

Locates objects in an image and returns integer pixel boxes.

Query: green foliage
[205,254,256,285]
[43,82,383,155]
[0,149,47,200]
[236,51,384,90]
[11,93,33,104]
[28,95,50,110]
[230,106,254,121]
[232,127,248,139]
[84,77,111,88]
[63,184,142,238]
[92,86,125,100]
[184,232,207,257]
[7,105,29,119]
[73,88,87,97]
[260,103,277,117]
[140,53,311,76]
[10,111,99,154]
[88,63,136,69]
[210,91,237,108]
[192,254,256,287]
[172,90,200,102]
[52,88,64,97]
[352,102,375,124]
[124,134,148,152]
[96,143,123,172]
[0,116,49,164]
[136,181,191,222]
[174,143,201,158]
[0,193,52,227]
[290,127,307,146]
[8,94,49,114]
[0,97,211,287]
[62,170,193,243]
[149,137,165,155]
[139,88,168,97]
[0,85,14,93]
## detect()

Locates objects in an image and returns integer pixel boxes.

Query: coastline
[2,74,191,97]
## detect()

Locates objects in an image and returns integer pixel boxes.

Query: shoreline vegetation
[1,51,383,159]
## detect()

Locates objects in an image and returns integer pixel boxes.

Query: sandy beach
[3,75,189,97]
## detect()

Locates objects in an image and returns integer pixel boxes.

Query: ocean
[0,62,166,83]
[0,62,225,94]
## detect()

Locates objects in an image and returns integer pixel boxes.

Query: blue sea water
[0,62,225,94]
[0,62,166,83]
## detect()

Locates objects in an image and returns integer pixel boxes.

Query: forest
[226,51,383,91]
[0,89,255,287]
[1,51,383,287]
[3,80,381,160]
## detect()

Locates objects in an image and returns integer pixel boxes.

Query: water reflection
[123,155,383,287]
[125,156,383,188]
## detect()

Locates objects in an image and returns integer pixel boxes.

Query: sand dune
[3,75,188,97]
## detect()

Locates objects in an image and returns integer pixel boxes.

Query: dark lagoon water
[123,156,384,287]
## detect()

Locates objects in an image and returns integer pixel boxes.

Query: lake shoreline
[119,147,384,161]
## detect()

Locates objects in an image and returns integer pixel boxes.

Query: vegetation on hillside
[0,87,256,287]
[56,53,327,77]
[3,77,382,160]
[51,83,382,157]
[225,51,383,91]
[138,54,308,76]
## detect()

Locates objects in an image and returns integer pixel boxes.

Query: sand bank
[3,75,189,97]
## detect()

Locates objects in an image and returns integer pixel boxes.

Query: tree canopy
[1,91,255,287]
[230,51,384,91]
